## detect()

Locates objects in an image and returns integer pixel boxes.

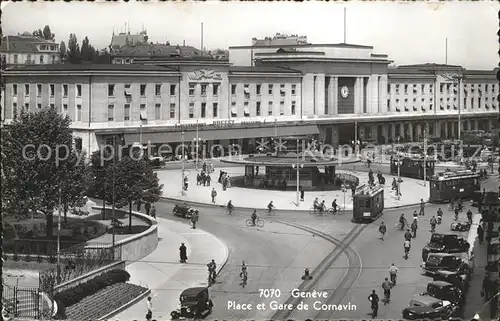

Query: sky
[2,1,499,70]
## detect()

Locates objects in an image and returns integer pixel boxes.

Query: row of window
[388,96,498,112]
[226,101,297,118]
[13,83,82,97]
[188,83,220,97]
[230,84,297,97]
[109,83,177,97]
[388,83,499,96]
[6,54,58,65]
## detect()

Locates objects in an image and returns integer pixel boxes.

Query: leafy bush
[54,269,130,308]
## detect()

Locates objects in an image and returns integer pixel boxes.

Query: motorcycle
[450,221,471,232]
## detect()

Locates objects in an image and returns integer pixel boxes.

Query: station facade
[1,41,497,156]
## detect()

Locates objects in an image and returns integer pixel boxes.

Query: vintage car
[421,253,471,276]
[173,204,195,219]
[402,296,456,320]
[414,281,464,307]
[171,287,213,319]
[432,270,469,290]
[421,233,470,261]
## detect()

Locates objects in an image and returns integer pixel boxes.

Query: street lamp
[397,136,401,200]
[57,187,61,282]
[423,130,427,187]
[442,72,464,142]
[292,139,304,206]
[341,181,347,211]
[111,134,116,259]
[194,120,201,170]
[181,131,186,195]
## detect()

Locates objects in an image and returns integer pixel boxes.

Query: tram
[390,154,436,180]
[352,184,384,223]
[429,170,481,203]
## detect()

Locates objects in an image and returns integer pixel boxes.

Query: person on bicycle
[227,200,234,215]
[240,261,247,278]
[319,200,326,214]
[389,263,398,285]
[368,290,379,317]
[430,216,437,233]
[313,197,320,212]
[404,229,412,242]
[467,209,473,224]
[332,199,338,214]
[403,239,411,260]
[251,210,257,226]
[399,214,407,230]
[267,201,275,214]
[379,222,387,240]
[381,277,393,304]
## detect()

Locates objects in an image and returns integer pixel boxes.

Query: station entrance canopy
[122,124,320,145]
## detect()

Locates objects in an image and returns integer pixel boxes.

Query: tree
[32,29,43,38]
[42,25,54,40]
[106,154,163,232]
[60,151,91,223]
[67,34,81,64]
[59,41,67,62]
[1,106,85,238]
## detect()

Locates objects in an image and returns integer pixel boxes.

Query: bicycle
[225,207,234,215]
[267,207,276,215]
[246,218,264,227]
[239,271,248,288]
[309,207,326,215]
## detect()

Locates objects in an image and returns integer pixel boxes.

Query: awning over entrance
[123,125,319,145]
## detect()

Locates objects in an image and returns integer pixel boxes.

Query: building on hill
[0,35,60,67]
[109,29,149,52]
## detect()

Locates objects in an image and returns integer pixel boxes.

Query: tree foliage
[59,41,67,62]
[67,34,81,64]
[1,106,89,237]
[43,25,54,40]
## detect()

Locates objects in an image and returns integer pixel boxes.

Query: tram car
[429,170,481,203]
[390,154,436,180]
[352,184,384,223]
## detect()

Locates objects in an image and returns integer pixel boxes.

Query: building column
[489,118,493,131]
[354,77,360,114]
[316,74,325,116]
[444,121,449,138]
[371,75,379,114]
[332,76,338,115]
[378,75,388,113]
[302,74,314,117]
[359,77,364,114]
[416,124,422,141]
[391,123,396,140]
[408,122,413,141]
[366,76,372,114]
[451,121,455,139]
[327,76,334,115]
[331,125,339,147]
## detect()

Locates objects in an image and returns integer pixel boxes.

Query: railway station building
[1,33,497,156]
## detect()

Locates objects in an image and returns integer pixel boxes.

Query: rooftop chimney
[183,40,186,46]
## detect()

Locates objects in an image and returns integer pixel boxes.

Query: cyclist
[381,277,393,304]
[240,261,247,278]
[379,222,387,240]
[403,239,411,260]
[430,216,437,233]
[319,200,326,214]
[467,209,473,224]
[251,210,258,226]
[399,214,407,230]
[389,263,398,285]
[404,228,412,241]
[313,197,320,212]
[267,201,275,214]
[332,199,338,214]
[368,290,379,318]
[227,200,234,215]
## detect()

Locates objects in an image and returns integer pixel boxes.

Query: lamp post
[442,72,464,142]
[110,134,117,259]
[56,187,61,282]
[292,139,303,206]
[181,131,185,194]
[397,136,401,200]
[423,130,427,187]
[194,120,200,170]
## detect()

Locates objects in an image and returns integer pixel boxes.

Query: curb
[160,196,424,213]
[98,288,151,321]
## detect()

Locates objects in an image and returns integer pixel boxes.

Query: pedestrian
[368,290,379,318]
[403,239,411,260]
[478,224,484,244]
[413,210,418,220]
[300,186,304,202]
[404,229,412,241]
[145,202,151,216]
[179,243,187,263]
[202,162,207,172]
[207,174,211,186]
[419,199,425,216]
[351,185,356,198]
[379,222,387,240]
[150,206,156,219]
[430,216,437,233]
[196,172,201,186]
[211,188,217,204]
[411,219,418,238]
[146,296,153,321]
[184,176,189,191]
[191,211,199,229]
[207,259,216,284]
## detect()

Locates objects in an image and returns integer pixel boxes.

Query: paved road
[153,198,356,320]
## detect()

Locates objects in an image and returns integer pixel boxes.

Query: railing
[2,281,43,319]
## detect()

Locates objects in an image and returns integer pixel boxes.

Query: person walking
[368,290,379,318]
[389,263,398,285]
[379,222,387,240]
[403,239,411,260]
[300,186,305,202]
[419,199,425,216]
[411,218,418,238]
[206,174,211,186]
[146,296,153,321]
[191,211,199,229]
[207,259,217,284]
[179,243,187,263]
[145,202,151,216]
[478,223,484,244]
[430,216,437,233]
[404,229,412,242]
[150,205,156,219]
[211,188,217,204]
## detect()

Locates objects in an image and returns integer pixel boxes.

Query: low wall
[53,260,125,294]
[90,206,159,263]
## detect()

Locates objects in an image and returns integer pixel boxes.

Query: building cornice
[257,57,392,64]
[228,72,303,78]
[230,43,374,50]
[3,70,182,77]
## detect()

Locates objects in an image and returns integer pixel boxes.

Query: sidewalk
[156,167,429,211]
[109,218,228,321]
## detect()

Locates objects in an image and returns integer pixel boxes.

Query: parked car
[402,296,456,320]
[421,253,470,276]
[173,204,195,219]
[422,233,470,261]
[432,270,469,291]
[171,287,213,319]
[414,281,464,307]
